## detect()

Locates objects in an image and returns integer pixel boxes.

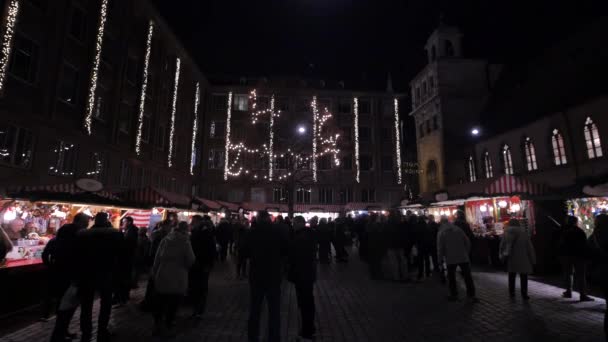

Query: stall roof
[430,200,465,207]
[121,187,191,209]
[485,175,547,197]
[215,200,240,211]
[193,197,222,211]
[6,183,125,207]
[292,204,343,213]
[344,202,388,211]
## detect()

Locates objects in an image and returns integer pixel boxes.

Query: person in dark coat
[46,213,90,342]
[235,219,250,279]
[367,214,387,280]
[333,218,349,262]
[243,211,288,342]
[588,214,608,341]
[134,227,150,284]
[454,211,475,260]
[317,218,332,264]
[116,216,139,304]
[217,219,232,262]
[288,216,317,341]
[189,215,217,319]
[417,216,433,280]
[426,215,443,282]
[76,212,123,342]
[558,215,594,301]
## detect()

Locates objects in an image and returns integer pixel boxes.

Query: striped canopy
[121,187,190,209]
[484,175,546,196]
[9,183,121,202]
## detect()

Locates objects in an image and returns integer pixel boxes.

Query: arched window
[431,46,437,61]
[584,117,603,159]
[483,151,493,178]
[445,40,455,57]
[551,129,568,165]
[467,156,477,182]
[427,160,439,191]
[523,137,538,171]
[502,144,514,175]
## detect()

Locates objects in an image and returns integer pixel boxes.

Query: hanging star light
[190,82,200,175]
[167,58,181,167]
[223,92,233,180]
[84,0,109,135]
[393,98,403,184]
[0,0,20,94]
[353,97,360,183]
[135,21,154,155]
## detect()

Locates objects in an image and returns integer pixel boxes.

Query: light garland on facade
[223,92,233,180]
[167,58,181,167]
[393,98,403,184]
[268,95,275,181]
[312,96,319,182]
[135,21,154,155]
[84,0,109,135]
[353,97,360,183]
[0,0,19,94]
[190,82,200,175]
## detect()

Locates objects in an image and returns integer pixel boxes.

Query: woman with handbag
[500,219,536,300]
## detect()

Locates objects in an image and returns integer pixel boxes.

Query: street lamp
[297,125,306,134]
[471,128,480,136]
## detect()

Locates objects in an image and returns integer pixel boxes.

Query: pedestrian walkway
[0,253,605,342]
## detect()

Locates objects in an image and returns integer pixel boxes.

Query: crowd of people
[8,207,606,342]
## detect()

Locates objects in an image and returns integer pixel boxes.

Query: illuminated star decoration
[135,21,154,155]
[0,0,20,94]
[84,0,109,135]
[190,82,200,175]
[353,97,360,183]
[394,98,402,184]
[167,58,181,167]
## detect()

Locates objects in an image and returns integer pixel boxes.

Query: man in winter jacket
[189,215,217,318]
[437,216,478,302]
[558,215,594,301]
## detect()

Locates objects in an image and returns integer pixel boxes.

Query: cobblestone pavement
[1,252,605,342]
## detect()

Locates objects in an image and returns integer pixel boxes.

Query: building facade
[0,0,208,197]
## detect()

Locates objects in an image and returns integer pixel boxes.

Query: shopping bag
[58,284,80,311]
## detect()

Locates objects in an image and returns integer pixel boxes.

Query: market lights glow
[167,58,181,167]
[393,98,403,184]
[84,0,109,135]
[223,92,233,180]
[0,0,19,94]
[135,21,154,155]
[190,82,200,175]
[353,97,360,183]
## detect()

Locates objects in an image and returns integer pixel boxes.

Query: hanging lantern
[498,200,508,208]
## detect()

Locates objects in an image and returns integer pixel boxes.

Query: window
[359,99,370,114]
[361,188,376,203]
[273,188,288,203]
[119,160,131,187]
[360,155,372,171]
[502,145,514,175]
[212,94,227,111]
[58,62,79,104]
[126,56,139,85]
[274,155,287,170]
[426,160,439,191]
[0,124,34,168]
[584,117,603,159]
[156,125,166,150]
[381,156,393,171]
[338,101,351,114]
[552,129,568,165]
[257,96,270,109]
[319,188,333,204]
[296,188,311,204]
[118,102,133,134]
[68,5,86,41]
[86,152,106,180]
[49,141,77,176]
[10,34,39,83]
[209,121,226,139]
[381,127,391,142]
[93,89,107,121]
[445,40,455,57]
[318,155,331,170]
[359,127,371,142]
[233,94,248,111]
[524,137,538,171]
[338,188,352,204]
[340,126,351,142]
[483,152,493,178]
[467,156,476,182]
[208,150,225,169]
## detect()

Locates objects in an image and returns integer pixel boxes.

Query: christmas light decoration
[353,97,360,183]
[190,82,200,175]
[84,0,109,135]
[312,96,319,182]
[135,21,154,155]
[269,95,275,181]
[167,58,181,167]
[393,98,402,184]
[0,0,19,94]
[223,92,233,180]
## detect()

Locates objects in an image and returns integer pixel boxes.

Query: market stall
[567,196,608,235]
[426,199,464,221]
[345,202,391,217]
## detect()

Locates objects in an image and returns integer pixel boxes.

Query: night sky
[153,0,606,91]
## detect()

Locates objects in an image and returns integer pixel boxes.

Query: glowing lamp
[498,200,508,208]
[3,208,16,221]
[511,203,521,212]
[480,205,487,212]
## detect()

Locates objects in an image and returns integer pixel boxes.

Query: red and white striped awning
[216,200,240,211]
[122,187,190,208]
[484,175,546,196]
[292,204,343,213]
[125,209,153,228]
[19,183,120,201]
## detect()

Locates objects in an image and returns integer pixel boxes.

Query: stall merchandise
[464,196,535,236]
[567,197,608,235]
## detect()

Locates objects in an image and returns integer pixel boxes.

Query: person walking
[416,215,432,280]
[558,216,594,301]
[386,211,406,281]
[76,212,123,342]
[217,218,231,262]
[152,221,195,336]
[426,215,442,278]
[189,215,217,319]
[317,218,332,264]
[243,211,288,342]
[115,216,138,305]
[140,215,175,311]
[437,216,478,302]
[367,213,387,280]
[46,213,90,342]
[134,227,150,285]
[588,214,608,341]
[500,219,536,300]
[235,219,250,279]
[288,216,318,342]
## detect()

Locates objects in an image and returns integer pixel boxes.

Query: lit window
[233,94,249,111]
[502,144,514,175]
[296,188,311,204]
[524,137,538,171]
[584,117,603,159]
[552,129,568,165]
[484,151,493,178]
[49,141,77,176]
[467,156,476,182]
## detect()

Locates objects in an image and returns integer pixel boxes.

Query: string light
[167,58,181,167]
[0,0,19,94]
[223,92,233,180]
[269,95,275,181]
[84,0,109,135]
[353,97,360,183]
[312,96,318,182]
[190,82,200,175]
[135,21,154,155]
[394,98,402,184]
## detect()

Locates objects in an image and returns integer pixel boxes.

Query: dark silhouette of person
[76,212,123,342]
[217,218,232,262]
[588,214,608,341]
[417,216,432,280]
[235,219,250,279]
[243,211,288,342]
[189,215,217,319]
[317,218,332,264]
[288,216,318,341]
[115,216,138,304]
[559,215,594,301]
